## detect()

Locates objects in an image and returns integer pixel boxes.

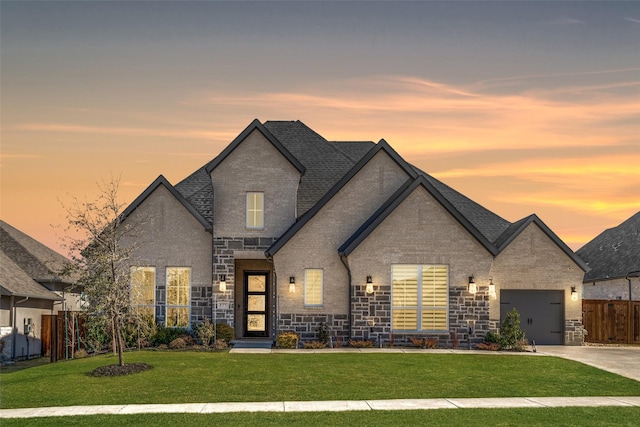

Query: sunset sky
[1,1,639,256]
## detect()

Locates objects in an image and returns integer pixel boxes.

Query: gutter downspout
[625,270,639,343]
[339,254,352,340]
[12,296,29,360]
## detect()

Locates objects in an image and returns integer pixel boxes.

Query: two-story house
[119,119,588,346]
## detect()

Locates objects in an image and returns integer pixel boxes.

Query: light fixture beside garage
[488,279,497,299]
[219,274,227,292]
[289,276,296,293]
[366,275,374,294]
[468,275,477,294]
[571,286,578,301]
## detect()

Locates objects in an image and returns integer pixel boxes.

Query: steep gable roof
[338,175,499,257]
[494,214,589,272]
[263,121,362,217]
[121,175,212,231]
[205,119,305,175]
[577,211,640,281]
[0,252,62,300]
[266,140,419,256]
[0,220,72,283]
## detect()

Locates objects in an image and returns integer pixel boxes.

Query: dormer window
[246,192,264,229]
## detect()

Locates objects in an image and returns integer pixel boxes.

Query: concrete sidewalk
[2,396,640,418]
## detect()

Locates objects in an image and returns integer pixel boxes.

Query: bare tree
[61,177,145,367]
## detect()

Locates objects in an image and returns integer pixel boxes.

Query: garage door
[500,290,564,345]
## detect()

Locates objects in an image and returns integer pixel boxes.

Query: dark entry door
[244,272,269,337]
[500,290,564,345]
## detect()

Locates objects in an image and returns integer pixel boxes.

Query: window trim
[246,191,264,229]
[391,264,449,333]
[165,267,191,328]
[304,269,323,307]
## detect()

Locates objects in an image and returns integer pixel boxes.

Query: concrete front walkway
[2,396,640,418]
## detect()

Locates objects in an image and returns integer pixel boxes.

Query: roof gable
[266,140,418,256]
[577,211,640,280]
[338,175,498,257]
[121,175,212,231]
[496,214,589,272]
[205,119,305,175]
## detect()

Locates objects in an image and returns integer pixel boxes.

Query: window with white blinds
[392,265,448,332]
[304,269,323,307]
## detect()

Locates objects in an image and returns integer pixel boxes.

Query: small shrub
[151,327,186,346]
[348,339,374,348]
[484,331,500,344]
[450,330,459,349]
[214,339,228,350]
[476,342,500,351]
[499,308,527,350]
[169,337,187,349]
[216,323,235,344]
[424,338,438,349]
[277,331,299,348]
[303,341,327,349]
[157,344,168,350]
[179,334,195,346]
[409,337,425,348]
[193,320,215,346]
[316,322,330,344]
[74,349,88,359]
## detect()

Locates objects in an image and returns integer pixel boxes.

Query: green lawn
[1,351,639,410]
[3,408,640,427]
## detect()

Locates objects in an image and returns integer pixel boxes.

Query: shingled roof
[0,220,72,283]
[0,252,62,300]
[263,121,362,217]
[577,212,640,281]
[130,120,581,267]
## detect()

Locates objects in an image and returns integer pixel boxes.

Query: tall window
[392,265,448,332]
[166,267,191,327]
[246,192,264,229]
[130,267,155,321]
[304,269,323,307]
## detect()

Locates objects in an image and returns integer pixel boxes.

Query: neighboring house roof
[0,252,62,300]
[121,175,212,232]
[577,211,640,281]
[0,220,72,283]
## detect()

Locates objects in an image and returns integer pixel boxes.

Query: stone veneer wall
[349,284,492,348]
[278,313,350,343]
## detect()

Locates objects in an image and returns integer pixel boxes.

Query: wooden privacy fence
[582,299,640,344]
[41,311,86,361]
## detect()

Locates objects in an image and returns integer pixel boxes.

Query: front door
[244,272,269,337]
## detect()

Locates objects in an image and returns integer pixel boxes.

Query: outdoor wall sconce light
[571,286,578,301]
[219,274,227,292]
[366,275,374,294]
[468,275,477,294]
[488,278,497,299]
[289,276,296,293]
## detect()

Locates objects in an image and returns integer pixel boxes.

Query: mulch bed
[87,362,153,377]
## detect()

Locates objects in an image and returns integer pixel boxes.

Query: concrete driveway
[537,346,640,382]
